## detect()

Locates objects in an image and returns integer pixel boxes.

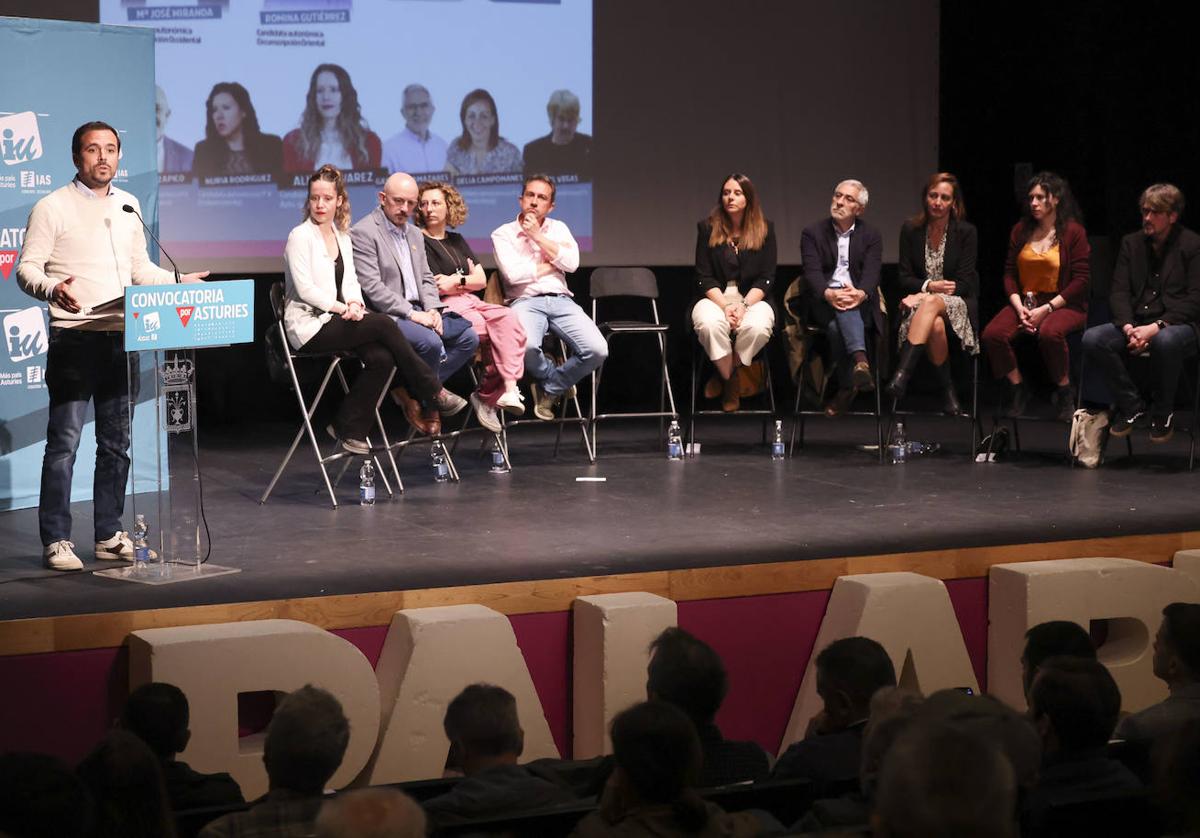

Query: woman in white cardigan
[284,164,442,449]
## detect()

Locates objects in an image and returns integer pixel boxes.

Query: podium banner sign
[125,280,255,351]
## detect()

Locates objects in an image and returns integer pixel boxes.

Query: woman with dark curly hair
[416,180,527,432]
[445,89,522,175]
[191,82,282,177]
[980,172,1090,420]
[283,64,381,172]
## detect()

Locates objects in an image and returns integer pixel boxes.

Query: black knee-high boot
[886,341,925,400]
[934,361,964,415]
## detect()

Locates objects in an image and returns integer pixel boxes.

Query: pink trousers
[443,294,527,405]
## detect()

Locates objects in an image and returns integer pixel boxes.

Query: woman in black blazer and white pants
[886,173,979,414]
[692,173,777,412]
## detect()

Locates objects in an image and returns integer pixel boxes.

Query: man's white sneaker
[436,389,469,417]
[496,389,525,417]
[44,540,83,571]
[471,392,502,434]
[95,531,135,561]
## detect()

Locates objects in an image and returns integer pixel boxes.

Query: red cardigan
[1001,219,1090,312]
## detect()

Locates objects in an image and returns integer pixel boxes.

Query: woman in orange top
[980,172,1090,421]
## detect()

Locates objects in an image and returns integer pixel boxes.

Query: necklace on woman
[1030,227,1057,254]
[425,231,465,274]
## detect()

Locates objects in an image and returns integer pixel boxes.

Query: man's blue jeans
[827,308,868,388]
[40,328,134,546]
[1082,322,1198,415]
[393,311,479,385]
[511,294,608,396]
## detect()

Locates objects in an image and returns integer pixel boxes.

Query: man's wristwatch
[1156,319,1168,330]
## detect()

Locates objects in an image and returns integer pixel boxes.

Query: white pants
[692,283,775,366]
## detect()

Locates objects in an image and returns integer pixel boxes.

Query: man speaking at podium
[17,120,209,572]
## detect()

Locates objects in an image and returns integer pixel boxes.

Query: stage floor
[0,413,1197,622]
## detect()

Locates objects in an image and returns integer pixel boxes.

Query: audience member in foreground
[423,683,576,828]
[772,636,897,785]
[872,720,1017,838]
[121,682,245,813]
[917,688,1041,789]
[569,701,772,837]
[76,729,177,838]
[647,627,770,786]
[0,751,93,838]
[1022,656,1142,828]
[1154,717,1200,837]
[200,685,349,838]
[315,787,425,838]
[1116,602,1200,743]
[1021,620,1097,702]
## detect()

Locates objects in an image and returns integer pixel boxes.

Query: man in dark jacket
[1082,182,1200,442]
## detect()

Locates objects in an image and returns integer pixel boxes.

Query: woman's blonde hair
[415,180,468,229]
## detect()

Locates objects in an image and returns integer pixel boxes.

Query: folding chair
[259,281,402,508]
[589,267,678,455]
[688,326,778,454]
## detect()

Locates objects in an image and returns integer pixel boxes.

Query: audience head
[1022,170,1080,234]
[859,687,924,799]
[263,684,350,795]
[1028,655,1121,757]
[918,688,1041,788]
[121,681,190,760]
[315,787,426,838]
[1154,718,1200,835]
[646,627,728,728]
[1154,602,1200,688]
[546,89,582,143]
[873,720,1017,838]
[912,172,966,226]
[1021,620,1096,700]
[443,683,524,774]
[305,164,351,231]
[0,752,92,838]
[204,82,262,145]
[815,636,897,729]
[417,180,468,230]
[456,88,500,152]
[608,700,708,831]
[76,729,176,838]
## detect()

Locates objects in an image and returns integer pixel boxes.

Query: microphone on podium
[122,203,182,284]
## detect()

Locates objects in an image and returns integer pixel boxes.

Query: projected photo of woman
[445,89,522,176]
[191,82,283,177]
[283,63,382,172]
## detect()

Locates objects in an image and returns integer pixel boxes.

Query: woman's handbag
[1069,408,1110,468]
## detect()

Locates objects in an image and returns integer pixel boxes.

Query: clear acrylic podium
[94,281,254,585]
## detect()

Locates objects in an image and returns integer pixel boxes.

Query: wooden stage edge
[3,530,1199,657]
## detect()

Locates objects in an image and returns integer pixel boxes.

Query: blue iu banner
[0,17,159,511]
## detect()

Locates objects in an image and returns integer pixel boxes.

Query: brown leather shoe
[392,386,440,436]
[852,360,874,391]
[704,373,723,400]
[824,388,857,417]
[721,375,740,412]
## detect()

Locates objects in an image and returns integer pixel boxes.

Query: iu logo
[177,306,194,326]
[3,306,48,362]
[0,250,16,280]
[0,112,43,167]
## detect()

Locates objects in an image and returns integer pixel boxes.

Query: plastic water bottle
[489,437,510,473]
[771,420,785,460]
[358,459,375,506]
[132,513,150,567]
[1023,291,1038,312]
[891,420,908,464]
[666,419,683,460]
[431,440,450,482]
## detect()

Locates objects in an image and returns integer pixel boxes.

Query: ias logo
[3,306,48,362]
[0,112,43,167]
[144,311,161,333]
